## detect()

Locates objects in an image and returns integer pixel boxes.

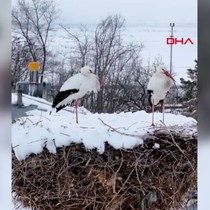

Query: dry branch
[98,117,141,137]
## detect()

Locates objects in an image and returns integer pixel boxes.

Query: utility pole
[169,23,175,74]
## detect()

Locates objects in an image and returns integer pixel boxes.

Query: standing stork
[147,65,175,126]
[51,66,101,124]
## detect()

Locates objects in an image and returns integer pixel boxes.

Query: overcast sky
[58,0,197,26]
[56,0,197,82]
[11,0,197,80]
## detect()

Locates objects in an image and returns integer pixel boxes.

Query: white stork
[147,65,175,126]
[52,66,101,124]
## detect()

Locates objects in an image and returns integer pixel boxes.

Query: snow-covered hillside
[12,93,197,161]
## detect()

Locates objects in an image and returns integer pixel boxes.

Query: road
[12,104,48,121]
[12,94,73,121]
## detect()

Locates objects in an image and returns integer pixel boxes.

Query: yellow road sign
[28,62,39,71]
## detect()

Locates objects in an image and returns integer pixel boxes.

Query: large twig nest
[12,129,197,210]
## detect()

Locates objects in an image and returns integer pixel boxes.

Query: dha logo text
[166,38,194,45]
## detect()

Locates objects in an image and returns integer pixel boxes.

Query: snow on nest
[12,93,197,160]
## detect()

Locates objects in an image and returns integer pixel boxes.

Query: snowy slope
[12,93,197,161]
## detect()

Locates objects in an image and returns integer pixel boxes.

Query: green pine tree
[180,60,198,119]
[180,60,198,102]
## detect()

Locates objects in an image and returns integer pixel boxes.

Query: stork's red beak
[163,70,175,82]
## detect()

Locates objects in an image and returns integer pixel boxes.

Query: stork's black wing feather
[147,89,164,107]
[147,89,153,106]
[52,89,79,112]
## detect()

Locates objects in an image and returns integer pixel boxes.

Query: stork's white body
[57,72,100,109]
[52,66,100,123]
[147,69,173,105]
[147,66,175,125]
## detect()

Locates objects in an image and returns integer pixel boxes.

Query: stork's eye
[89,69,93,73]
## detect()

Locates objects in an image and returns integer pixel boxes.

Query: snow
[12,93,197,161]
[153,143,160,149]
[12,199,31,210]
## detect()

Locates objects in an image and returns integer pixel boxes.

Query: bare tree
[11,35,45,84]
[60,24,93,68]
[60,15,147,113]
[116,58,149,112]
[11,36,31,85]
[12,0,58,83]
[57,15,179,114]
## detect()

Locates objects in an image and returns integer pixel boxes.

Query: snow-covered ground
[12,93,197,161]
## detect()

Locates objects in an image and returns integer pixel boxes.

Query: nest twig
[12,130,197,210]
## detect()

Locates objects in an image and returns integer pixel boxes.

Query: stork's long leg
[152,99,155,126]
[74,98,79,124]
